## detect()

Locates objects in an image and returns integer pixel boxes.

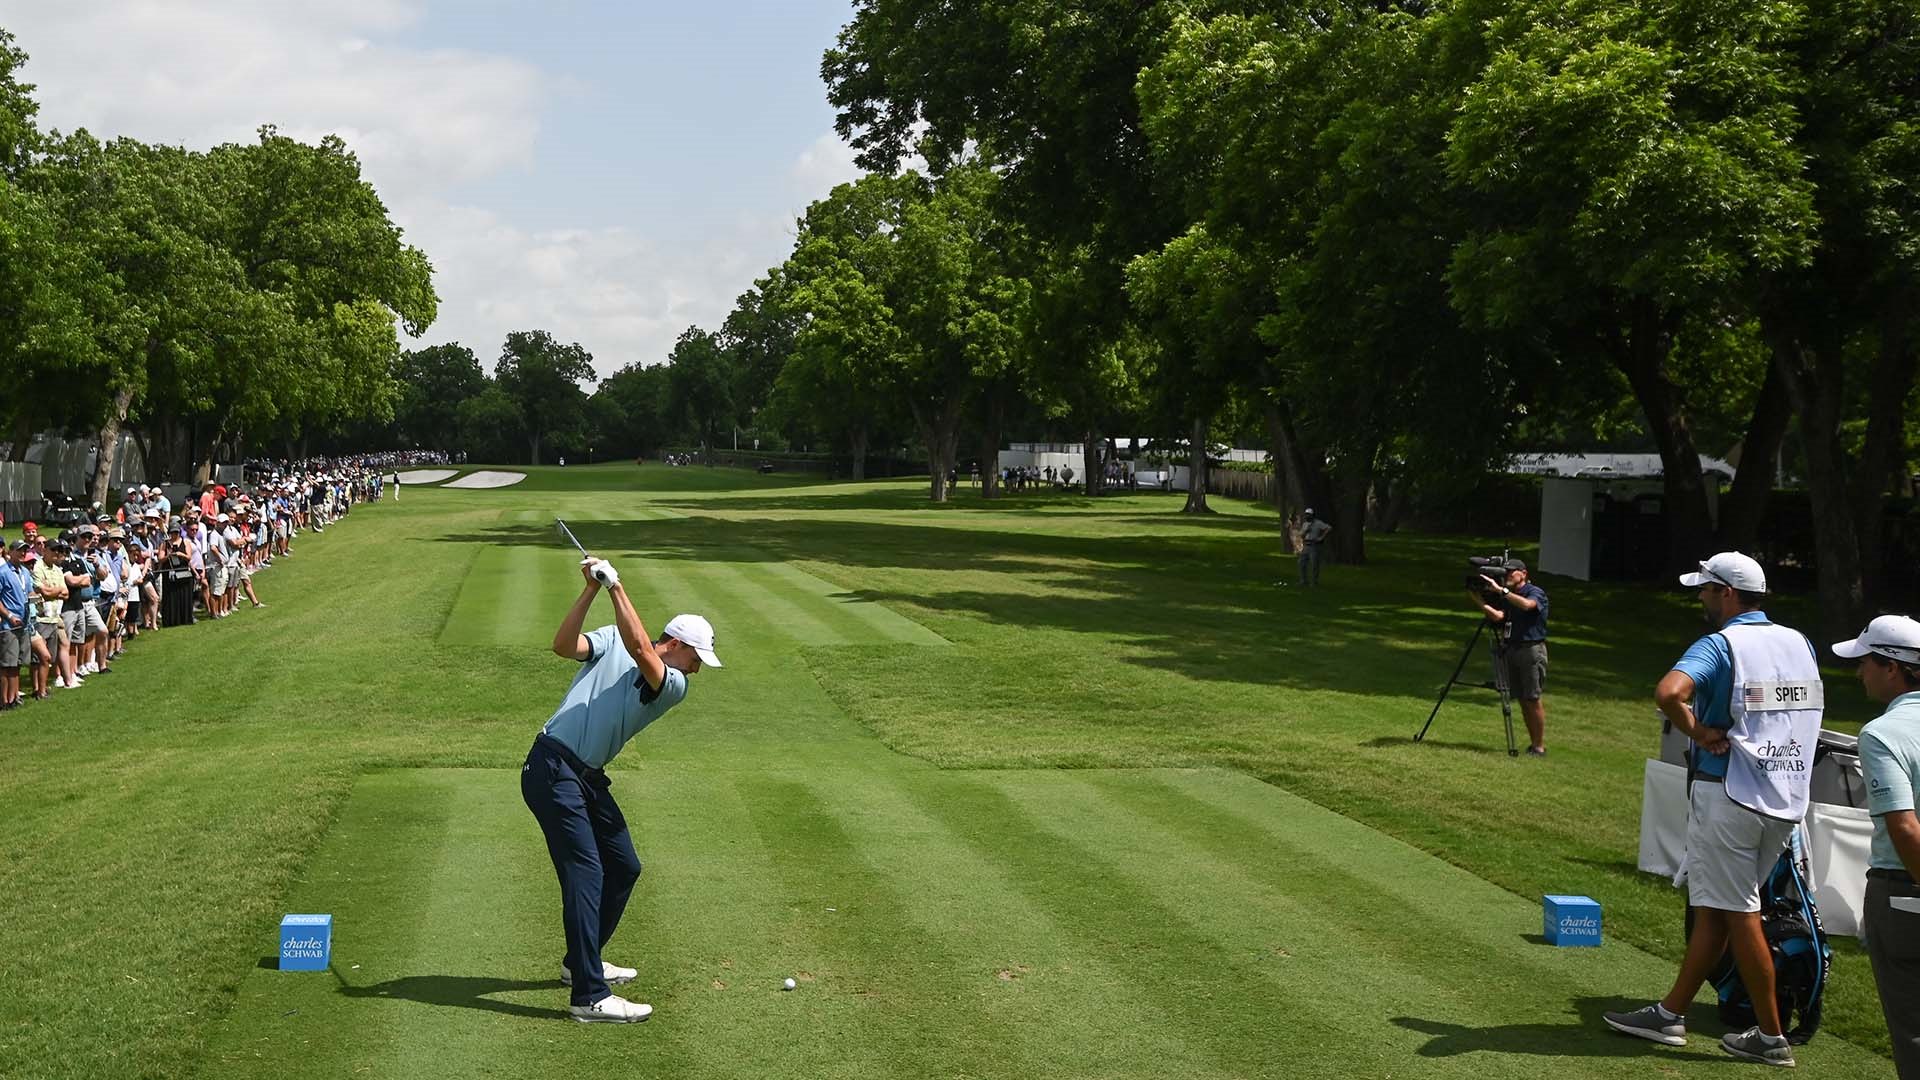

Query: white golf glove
[585,558,620,588]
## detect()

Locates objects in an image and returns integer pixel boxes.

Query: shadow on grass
[336,974,565,1020]
[1393,996,1728,1060]
[427,511,1724,706]
[1362,735,1514,757]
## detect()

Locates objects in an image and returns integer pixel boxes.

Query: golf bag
[1684,831,1832,1044]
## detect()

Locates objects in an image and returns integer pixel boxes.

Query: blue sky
[0,0,868,378]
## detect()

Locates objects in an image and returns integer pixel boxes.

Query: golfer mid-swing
[523,556,721,1023]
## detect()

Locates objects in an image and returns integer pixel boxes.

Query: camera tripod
[1415,617,1519,757]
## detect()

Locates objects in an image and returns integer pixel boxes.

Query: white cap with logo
[1678,552,1767,593]
[1832,614,1920,664]
[663,613,723,668]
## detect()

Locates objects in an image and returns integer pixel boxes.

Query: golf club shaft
[557,519,589,558]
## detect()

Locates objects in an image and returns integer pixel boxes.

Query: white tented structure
[23,433,149,497]
[1513,453,1735,581]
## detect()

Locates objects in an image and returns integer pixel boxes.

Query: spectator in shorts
[0,541,32,709]
[219,512,244,612]
[29,537,72,692]
[58,539,105,678]
[99,529,128,661]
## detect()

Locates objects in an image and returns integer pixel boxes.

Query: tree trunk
[529,431,542,466]
[848,426,869,481]
[1609,298,1714,570]
[977,390,1004,499]
[1766,317,1865,642]
[912,398,963,503]
[7,413,31,463]
[1264,400,1309,550]
[1716,360,1791,552]
[1083,428,1101,497]
[1852,299,1917,601]
[127,425,152,485]
[1183,413,1212,514]
[88,386,136,508]
[1330,439,1377,564]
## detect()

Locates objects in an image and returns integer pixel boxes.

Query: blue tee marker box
[1543,895,1602,946]
[279,914,332,971]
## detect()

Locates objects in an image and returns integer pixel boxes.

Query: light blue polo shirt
[1861,690,1920,872]
[1670,611,1816,779]
[540,624,688,768]
[0,562,30,625]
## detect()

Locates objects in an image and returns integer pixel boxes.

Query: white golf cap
[1832,614,1920,664]
[1679,551,1766,593]
[663,613,723,668]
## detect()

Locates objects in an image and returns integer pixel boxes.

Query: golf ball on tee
[783,977,797,991]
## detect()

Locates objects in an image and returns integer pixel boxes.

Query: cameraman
[1472,557,1550,755]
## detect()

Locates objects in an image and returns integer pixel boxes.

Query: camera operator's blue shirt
[1670,611,1814,779]
[1507,584,1548,642]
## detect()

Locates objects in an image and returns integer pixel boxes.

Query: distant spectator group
[991,464,1080,492]
[0,461,397,710]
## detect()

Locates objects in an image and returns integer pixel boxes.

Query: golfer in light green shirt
[1832,614,1920,1078]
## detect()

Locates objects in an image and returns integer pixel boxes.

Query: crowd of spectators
[245,449,454,479]
[0,463,394,710]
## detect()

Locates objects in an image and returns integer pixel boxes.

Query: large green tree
[890,160,1030,501]
[395,343,487,450]
[1442,0,1815,568]
[825,1,1197,492]
[664,327,735,460]
[1751,0,1920,637]
[775,175,912,478]
[495,330,595,465]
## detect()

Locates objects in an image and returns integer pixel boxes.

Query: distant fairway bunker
[393,469,458,484]
[445,470,528,488]
[202,765,1895,1079]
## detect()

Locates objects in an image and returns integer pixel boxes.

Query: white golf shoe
[569,993,651,1023]
[560,960,637,986]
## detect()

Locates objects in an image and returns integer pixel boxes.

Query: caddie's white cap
[1679,551,1767,593]
[663,613,722,668]
[1832,614,1920,664]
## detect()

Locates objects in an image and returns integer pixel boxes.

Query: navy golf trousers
[522,734,643,1006]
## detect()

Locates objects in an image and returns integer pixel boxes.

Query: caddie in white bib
[1720,621,1824,821]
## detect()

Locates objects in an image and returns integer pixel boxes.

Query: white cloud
[789,131,864,197]
[394,198,783,377]
[2,4,865,384]
[6,2,542,189]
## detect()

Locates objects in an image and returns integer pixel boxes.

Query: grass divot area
[203,766,1890,1078]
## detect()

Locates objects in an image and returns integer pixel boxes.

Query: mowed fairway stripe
[727,561,870,643]
[606,765,895,1077]
[803,770,1226,1077]
[738,560,946,646]
[203,771,462,1078]
[731,774,1024,1076]
[1051,770,1890,1077]
[1035,772,1645,1073]
[902,775,1360,1078]
[674,560,846,645]
[1109,771,1633,983]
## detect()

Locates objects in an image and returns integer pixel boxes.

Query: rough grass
[0,464,1892,1078]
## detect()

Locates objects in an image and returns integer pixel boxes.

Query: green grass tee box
[204,766,1890,1080]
